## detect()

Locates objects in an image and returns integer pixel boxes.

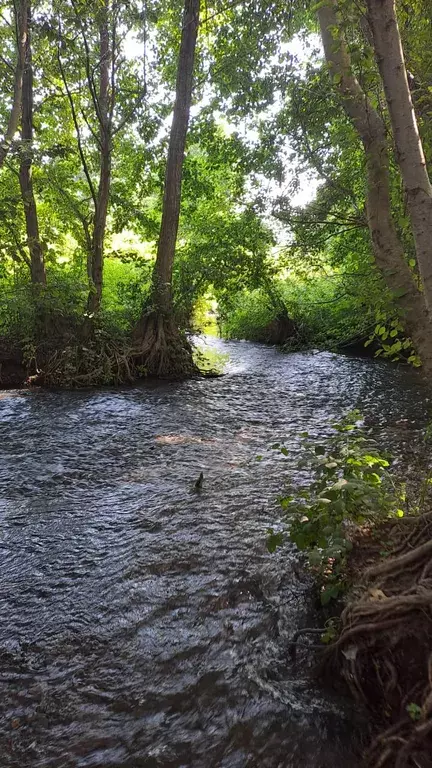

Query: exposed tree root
[133,310,198,378]
[0,311,201,388]
[325,515,432,767]
[34,337,141,387]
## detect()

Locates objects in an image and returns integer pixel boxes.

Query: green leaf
[280,496,293,509]
[311,0,329,10]
[321,584,340,605]
[406,703,422,722]
[267,530,284,553]
[391,287,409,298]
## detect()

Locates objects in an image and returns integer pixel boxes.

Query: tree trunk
[151,0,200,316]
[133,0,200,377]
[317,0,432,372]
[366,0,432,317]
[0,0,28,168]
[87,1,111,315]
[18,0,46,286]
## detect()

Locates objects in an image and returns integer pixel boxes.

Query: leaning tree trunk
[18,0,46,286]
[366,0,432,318]
[0,0,27,168]
[87,1,111,315]
[135,0,200,376]
[317,0,432,374]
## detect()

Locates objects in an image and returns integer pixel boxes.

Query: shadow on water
[0,338,429,767]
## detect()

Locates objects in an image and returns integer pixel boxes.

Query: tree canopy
[1,0,432,383]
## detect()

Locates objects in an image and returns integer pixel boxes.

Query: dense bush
[0,258,152,346]
[266,411,403,604]
[220,289,278,341]
[220,271,381,350]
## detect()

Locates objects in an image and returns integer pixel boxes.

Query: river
[0,338,428,767]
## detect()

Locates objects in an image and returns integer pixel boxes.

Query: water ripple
[0,339,428,767]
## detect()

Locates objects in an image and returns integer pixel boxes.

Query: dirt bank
[329,516,432,767]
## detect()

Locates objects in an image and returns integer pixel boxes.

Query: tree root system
[327,514,432,767]
[132,310,198,378]
[0,312,200,388]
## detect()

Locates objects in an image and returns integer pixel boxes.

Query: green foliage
[221,289,278,341]
[267,411,403,603]
[221,269,379,350]
[0,272,86,344]
[407,703,423,722]
[366,310,421,366]
[0,257,152,348]
[0,0,430,375]
[101,258,152,330]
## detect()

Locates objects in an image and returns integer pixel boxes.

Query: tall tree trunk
[151,0,200,315]
[18,0,46,285]
[365,0,432,317]
[87,0,111,315]
[0,0,28,168]
[317,0,432,372]
[133,0,200,377]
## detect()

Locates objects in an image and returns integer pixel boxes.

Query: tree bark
[151,0,200,316]
[18,0,46,285]
[0,0,28,168]
[87,0,112,315]
[317,0,432,371]
[365,0,432,317]
[132,0,200,377]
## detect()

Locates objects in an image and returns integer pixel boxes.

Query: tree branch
[112,85,147,135]
[57,21,97,207]
[70,0,104,127]
[0,0,28,168]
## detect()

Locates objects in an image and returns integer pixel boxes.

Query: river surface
[0,338,429,768]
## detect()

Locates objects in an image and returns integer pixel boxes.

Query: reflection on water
[0,338,428,767]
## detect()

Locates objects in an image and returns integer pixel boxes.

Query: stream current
[0,338,428,767]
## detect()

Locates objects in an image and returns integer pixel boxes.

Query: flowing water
[0,338,429,768]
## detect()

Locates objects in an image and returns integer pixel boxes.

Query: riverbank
[270,404,432,765]
[328,512,432,767]
[0,332,380,390]
[0,329,200,389]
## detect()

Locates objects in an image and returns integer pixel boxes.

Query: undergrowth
[266,410,403,604]
[267,413,432,766]
[220,276,376,349]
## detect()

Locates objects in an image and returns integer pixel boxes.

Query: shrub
[266,411,403,604]
[221,272,377,350]
[220,289,278,341]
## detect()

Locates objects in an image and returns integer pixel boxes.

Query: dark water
[0,339,428,768]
